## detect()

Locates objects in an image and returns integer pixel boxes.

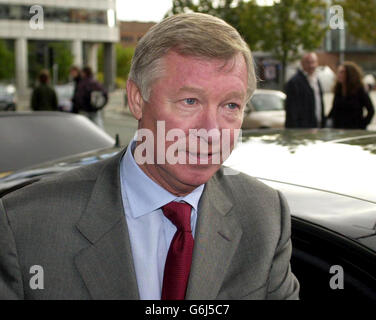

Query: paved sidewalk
[104,89,132,118]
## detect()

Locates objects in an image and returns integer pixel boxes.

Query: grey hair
[128,13,256,102]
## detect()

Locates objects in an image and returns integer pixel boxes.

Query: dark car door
[291,217,376,300]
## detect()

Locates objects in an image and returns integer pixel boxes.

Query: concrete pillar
[15,38,28,97]
[104,42,116,92]
[72,39,83,68]
[88,43,98,76]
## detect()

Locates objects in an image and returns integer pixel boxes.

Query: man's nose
[199,106,220,131]
[196,106,221,144]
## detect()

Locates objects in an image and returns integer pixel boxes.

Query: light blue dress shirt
[119,140,205,300]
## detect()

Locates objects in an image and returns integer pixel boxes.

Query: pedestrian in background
[69,65,81,114]
[284,52,326,128]
[328,61,375,129]
[31,69,58,111]
[76,66,108,129]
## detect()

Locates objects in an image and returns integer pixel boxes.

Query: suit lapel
[74,149,139,299]
[186,173,242,300]
[73,149,242,300]
[317,80,326,125]
[298,70,314,96]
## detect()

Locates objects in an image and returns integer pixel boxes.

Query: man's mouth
[186,151,221,164]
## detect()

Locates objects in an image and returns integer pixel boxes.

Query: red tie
[161,201,194,300]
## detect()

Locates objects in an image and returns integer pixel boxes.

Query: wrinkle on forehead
[166,50,245,76]
[147,50,248,102]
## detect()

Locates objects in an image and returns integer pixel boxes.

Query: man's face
[302,53,318,75]
[135,51,248,195]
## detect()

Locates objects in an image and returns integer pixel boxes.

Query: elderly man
[285,52,326,128]
[0,13,299,300]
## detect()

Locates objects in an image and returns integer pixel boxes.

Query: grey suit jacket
[0,149,299,300]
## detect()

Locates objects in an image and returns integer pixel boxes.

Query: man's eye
[226,103,240,110]
[183,98,197,105]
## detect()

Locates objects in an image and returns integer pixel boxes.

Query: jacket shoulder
[0,155,115,227]
[286,71,304,85]
[215,166,277,199]
[213,166,288,238]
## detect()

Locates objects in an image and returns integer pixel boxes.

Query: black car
[0,112,115,176]
[1,129,376,300]
[225,129,376,300]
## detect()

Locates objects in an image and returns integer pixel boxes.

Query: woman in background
[328,61,374,129]
[31,69,58,111]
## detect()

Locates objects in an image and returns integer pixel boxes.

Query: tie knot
[162,201,192,232]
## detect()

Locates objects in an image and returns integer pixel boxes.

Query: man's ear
[126,80,144,120]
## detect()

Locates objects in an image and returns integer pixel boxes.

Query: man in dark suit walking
[0,13,299,300]
[284,52,326,128]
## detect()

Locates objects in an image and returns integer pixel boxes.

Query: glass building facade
[0,0,119,97]
[0,4,112,25]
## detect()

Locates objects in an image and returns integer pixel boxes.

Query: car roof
[253,89,286,99]
[226,129,376,203]
[2,128,376,251]
[0,112,115,173]
[225,129,376,249]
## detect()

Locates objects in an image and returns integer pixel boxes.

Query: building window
[0,4,109,25]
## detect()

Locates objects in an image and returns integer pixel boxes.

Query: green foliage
[167,0,246,31]
[98,44,134,87]
[237,1,266,50]
[49,42,73,83]
[167,0,265,51]
[97,72,104,83]
[166,0,328,84]
[116,45,134,81]
[0,40,15,81]
[334,0,376,45]
[28,41,73,85]
[260,0,327,65]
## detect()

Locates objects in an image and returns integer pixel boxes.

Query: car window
[250,94,284,111]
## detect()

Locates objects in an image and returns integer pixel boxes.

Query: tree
[167,0,264,52]
[28,41,73,85]
[237,1,267,51]
[165,0,328,86]
[49,42,73,83]
[334,0,376,45]
[0,40,15,81]
[116,45,134,81]
[259,0,328,85]
[167,0,247,31]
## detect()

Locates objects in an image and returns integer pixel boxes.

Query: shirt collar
[120,140,205,219]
